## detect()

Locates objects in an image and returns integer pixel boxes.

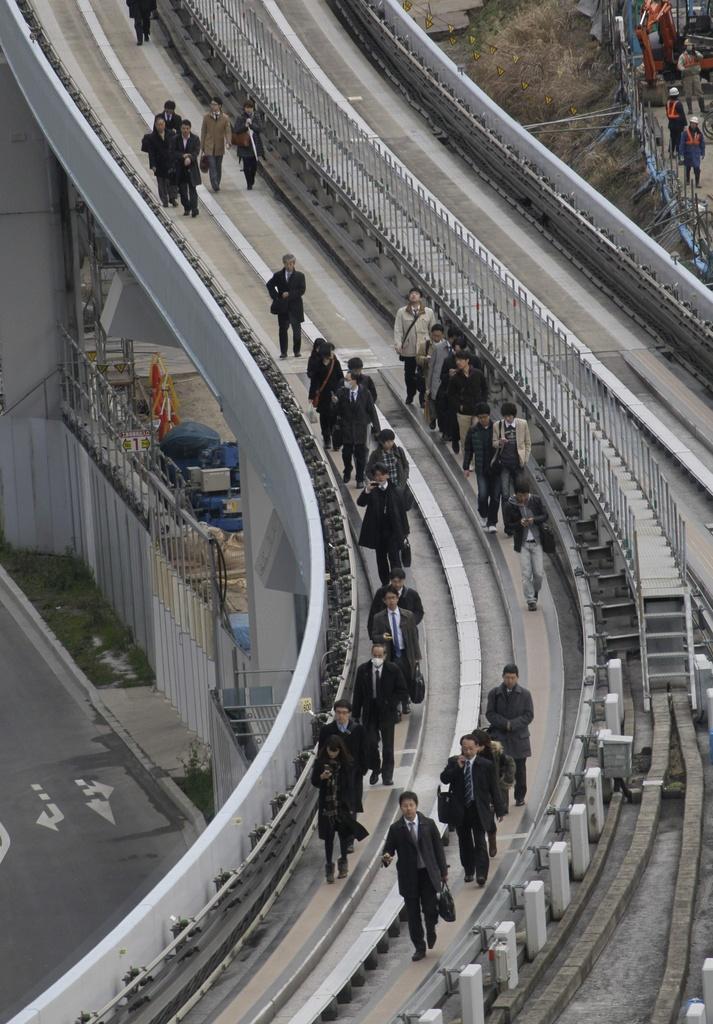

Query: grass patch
[175,742,214,821]
[0,541,154,688]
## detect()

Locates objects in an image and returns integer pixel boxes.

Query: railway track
[6,0,713,1019]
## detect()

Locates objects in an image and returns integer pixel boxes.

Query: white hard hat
[669,86,679,95]
[690,115,700,123]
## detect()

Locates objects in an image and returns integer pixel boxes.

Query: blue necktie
[465,760,474,805]
[390,613,401,656]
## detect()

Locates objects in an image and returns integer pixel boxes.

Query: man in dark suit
[357,465,409,584]
[485,663,534,806]
[157,100,182,137]
[440,732,506,885]
[367,568,424,636]
[266,254,306,359]
[372,586,421,711]
[318,699,368,851]
[126,0,155,45]
[382,791,448,960]
[170,120,201,217]
[335,374,379,487]
[352,643,408,786]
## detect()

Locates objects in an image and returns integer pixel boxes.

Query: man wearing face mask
[353,643,409,786]
[357,465,410,583]
[335,372,379,487]
[678,39,706,114]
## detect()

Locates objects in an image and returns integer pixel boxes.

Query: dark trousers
[179,179,198,214]
[324,822,349,865]
[684,161,702,186]
[404,868,438,953]
[318,405,336,445]
[133,13,150,42]
[206,154,223,191]
[156,176,170,206]
[342,443,367,482]
[375,536,403,584]
[242,154,258,189]
[476,471,501,526]
[457,804,489,879]
[393,652,412,698]
[514,758,527,803]
[669,126,684,156]
[403,357,425,403]
[435,385,451,435]
[365,712,396,782]
[278,314,302,356]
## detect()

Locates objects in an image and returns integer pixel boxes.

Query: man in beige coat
[393,287,435,406]
[492,402,531,534]
[200,97,232,192]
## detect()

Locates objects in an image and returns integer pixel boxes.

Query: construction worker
[677,39,706,113]
[666,86,687,156]
[679,116,706,186]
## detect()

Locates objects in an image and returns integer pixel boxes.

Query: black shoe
[213,186,220,193]
[343,471,351,483]
[515,798,526,806]
[293,350,301,358]
[247,184,253,190]
[333,442,341,451]
[452,441,460,455]
[382,778,394,786]
[405,397,414,405]
[144,32,150,40]
[464,873,474,883]
[355,479,364,488]
[427,929,437,949]
[369,770,380,785]
[419,396,425,408]
[476,876,487,887]
[279,353,288,360]
[191,210,199,217]
[183,209,190,216]
[402,703,411,715]
[162,201,169,207]
[170,199,178,207]
[412,949,426,961]
[136,38,143,45]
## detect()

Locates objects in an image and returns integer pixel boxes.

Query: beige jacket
[492,417,531,469]
[200,112,231,156]
[393,303,436,360]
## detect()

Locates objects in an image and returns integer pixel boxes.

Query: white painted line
[36,804,65,831]
[0,822,10,867]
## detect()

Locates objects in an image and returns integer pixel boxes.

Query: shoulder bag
[540,522,556,554]
[410,663,425,704]
[311,358,336,408]
[400,536,412,568]
[232,129,251,147]
[437,785,451,825]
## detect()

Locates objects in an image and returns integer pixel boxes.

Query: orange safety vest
[683,127,702,145]
[682,51,701,67]
[666,99,682,120]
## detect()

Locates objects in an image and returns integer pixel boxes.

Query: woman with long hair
[311,735,356,883]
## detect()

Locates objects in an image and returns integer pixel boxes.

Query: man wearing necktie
[372,587,422,712]
[353,644,408,786]
[335,373,379,487]
[266,254,306,359]
[382,791,448,960]
[440,733,506,885]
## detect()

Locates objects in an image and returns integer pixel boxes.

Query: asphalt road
[0,598,192,1022]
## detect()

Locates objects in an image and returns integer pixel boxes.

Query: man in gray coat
[372,586,421,711]
[485,664,534,806]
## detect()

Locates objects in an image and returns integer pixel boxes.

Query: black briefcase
[437,785,451,825]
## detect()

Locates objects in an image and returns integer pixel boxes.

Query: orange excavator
[636,0,713,84]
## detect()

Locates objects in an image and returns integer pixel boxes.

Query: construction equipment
[637,0,713,85]
[160,421,242,531]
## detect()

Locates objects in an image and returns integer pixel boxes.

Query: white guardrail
[0,3,329,1022]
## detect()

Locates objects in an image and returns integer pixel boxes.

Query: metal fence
[183,0,686,585]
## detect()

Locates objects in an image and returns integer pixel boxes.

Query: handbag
[540,523,556,554]
[232,129,251,147]
[437,882,456,923]
[199,154,209,173]
[437,785,451,825]
[400,537,412,568]
[410,663,425,704]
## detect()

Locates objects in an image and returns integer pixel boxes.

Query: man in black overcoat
[334,374,379,487]
[382,791,448,960]
[485,663,534,806]
[357,464,409,584]
[126,0,155,45]
[170,120,202,217]
[266,254,306,358]
[367,567,424,636]
[440,732,506,885]
[352,643,408,786]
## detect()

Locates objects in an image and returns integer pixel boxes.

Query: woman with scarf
[311,736,358,882]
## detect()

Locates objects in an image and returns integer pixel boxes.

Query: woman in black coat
[141,117,174,207]
[311,736,356,883]
[308,343,344,449]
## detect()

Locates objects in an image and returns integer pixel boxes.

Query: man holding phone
[357,464,410,584]
[503,479,549,612]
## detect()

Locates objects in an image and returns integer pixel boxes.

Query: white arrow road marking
[75,779,114,800]
[86,798,116,825]
[36,805,65,831]
[0,821,10,865]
